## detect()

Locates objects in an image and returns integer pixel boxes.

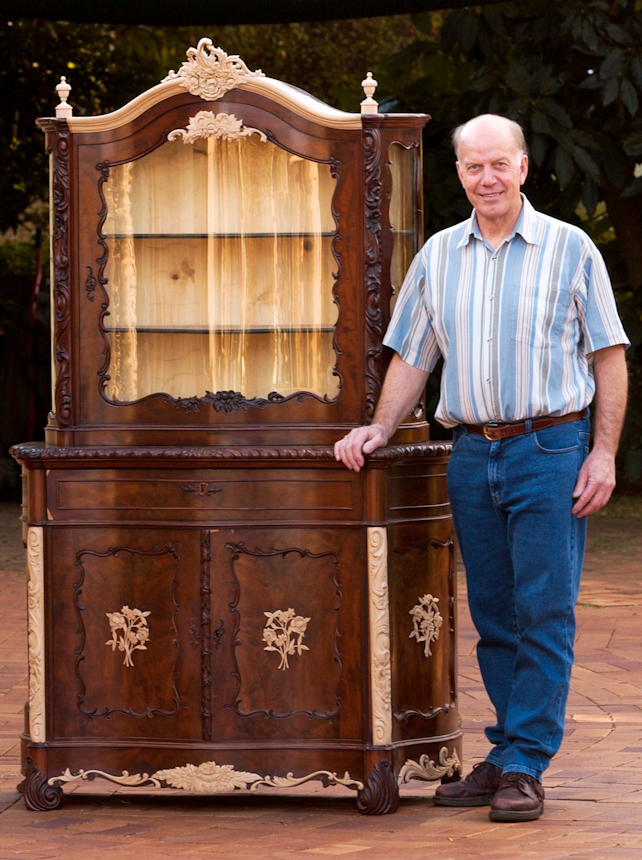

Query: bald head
[452,114,526,162]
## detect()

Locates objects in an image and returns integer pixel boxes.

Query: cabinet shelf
[104,325,336,334]
[105,232,336,240]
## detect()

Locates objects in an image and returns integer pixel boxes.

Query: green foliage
[380,0,642,480]
[0,15,418,234]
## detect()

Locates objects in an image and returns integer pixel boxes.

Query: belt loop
[525,418,532,435]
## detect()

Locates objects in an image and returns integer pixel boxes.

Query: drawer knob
[181,482,224,497]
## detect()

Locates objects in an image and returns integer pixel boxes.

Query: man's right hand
[333,423,389,472]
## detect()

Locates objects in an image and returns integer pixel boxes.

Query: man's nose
[480,166,497,184]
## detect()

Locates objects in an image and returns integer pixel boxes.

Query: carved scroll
[26,528,46,743]
[397,747,462,784]
[363,129,384,420]
[49,762,364,794]
[168,111,267,144]
[367,527,391,746]
[52,128,72,426]
[163,40,265,100]
[201,530,212,741]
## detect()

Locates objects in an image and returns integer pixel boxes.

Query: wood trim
[367,526,392,746]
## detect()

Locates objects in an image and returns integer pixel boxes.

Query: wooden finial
[360,72,379,115]
[55,76,73,118]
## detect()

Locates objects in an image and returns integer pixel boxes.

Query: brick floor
[1,500,641,858]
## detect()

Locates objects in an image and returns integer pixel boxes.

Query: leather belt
[464,409,587,442]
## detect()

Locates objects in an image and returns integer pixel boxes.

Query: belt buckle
[482,422,501,441]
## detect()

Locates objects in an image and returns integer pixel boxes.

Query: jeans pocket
[532,422,581,454]
[450,426,468,455]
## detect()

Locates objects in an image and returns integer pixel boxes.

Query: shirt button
[486,378,491,383]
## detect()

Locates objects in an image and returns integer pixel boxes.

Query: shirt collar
[456,193,541,249]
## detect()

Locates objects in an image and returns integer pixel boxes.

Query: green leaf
[410,12,434,36]
[555,146,575,189]
[602,77,619,107]
[631,56,642,90]
[602,144,628,188]
[506,58,532,97]
[623,132,642,156]
[621,78,639,116]
[539,98,572,128]
[581,177,599,218]
[531,134,547,168]
[624,447,642,483]
[622,176,642,198]
[573,146,601,182]
[581,18,599,52]
[531,109,551,134]
[606,22,630,44]
[600,49,625,81]
[580,72,602,90]
[456,8,479,55]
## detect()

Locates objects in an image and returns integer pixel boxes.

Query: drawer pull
[181,482,224,497]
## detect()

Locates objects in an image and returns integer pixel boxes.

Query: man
[334,114,629,822]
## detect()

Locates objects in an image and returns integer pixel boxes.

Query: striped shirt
[383,195,629,428]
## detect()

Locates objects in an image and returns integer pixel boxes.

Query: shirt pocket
[510,282,566,350]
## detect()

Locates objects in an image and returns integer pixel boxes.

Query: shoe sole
[433,794,492,807]
[488,803,544,822]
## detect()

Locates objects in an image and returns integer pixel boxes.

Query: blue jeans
[447,416,590,780]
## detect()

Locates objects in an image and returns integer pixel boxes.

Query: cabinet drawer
[47,468,361,523]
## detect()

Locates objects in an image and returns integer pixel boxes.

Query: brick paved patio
[1,499,641,859]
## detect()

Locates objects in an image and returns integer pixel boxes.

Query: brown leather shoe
[433,761,502,807]
[489,772,545,821]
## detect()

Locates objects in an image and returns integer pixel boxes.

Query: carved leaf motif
[409,594,443,657]
[262,608,310,671]
[168,111,267,144]
[397,748,462,784]
[163,39,265,100]
[155,761,263,792]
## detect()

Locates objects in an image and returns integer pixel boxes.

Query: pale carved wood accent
[105,605,151,667]
[167,111,267,145]
[409,594,443,658]
[162,40,266,100]
[26,527,46,743]
[262,608,310,670]
[367,527,392,746]
[49,763,364,793]
[397,748,462,784]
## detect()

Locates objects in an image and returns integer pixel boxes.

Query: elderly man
[334,114,629,822]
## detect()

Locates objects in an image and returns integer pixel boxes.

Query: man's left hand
[571,449,616,518]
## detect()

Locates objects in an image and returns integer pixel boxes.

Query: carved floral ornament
[105,605,150,667]
[168,112,267,145]
[409,594,443,658]
[398,748,462,785]
[163,40,265,101]
[49,762,364,793]
[262,608,310,671]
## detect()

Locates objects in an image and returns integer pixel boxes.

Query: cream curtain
[103,134,338,402]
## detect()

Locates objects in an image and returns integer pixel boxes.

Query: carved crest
[168,111,267,144]
[409,594,443,657]
[163,40,265,100]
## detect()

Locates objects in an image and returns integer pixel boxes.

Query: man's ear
[519,154,529,186]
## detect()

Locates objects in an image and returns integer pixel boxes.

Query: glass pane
[389,144,419,314]
[102,134,338,402]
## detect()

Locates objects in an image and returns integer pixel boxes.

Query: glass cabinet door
[389,143,420,315]
[102,132,339,403]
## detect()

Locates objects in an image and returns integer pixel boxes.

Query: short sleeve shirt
[383,195,630,428]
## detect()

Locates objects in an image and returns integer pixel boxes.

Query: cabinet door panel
[209,527,364,742]
[388,519,458,742]
[49,527,202,740]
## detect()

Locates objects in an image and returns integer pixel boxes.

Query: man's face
[455,121,528,228]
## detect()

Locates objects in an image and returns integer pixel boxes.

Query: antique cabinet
[12,41,460,814]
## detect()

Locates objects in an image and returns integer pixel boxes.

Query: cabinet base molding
[48,762,364,795]
[397,747,462,785]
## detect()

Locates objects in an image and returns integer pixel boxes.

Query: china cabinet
[12,42,460,814]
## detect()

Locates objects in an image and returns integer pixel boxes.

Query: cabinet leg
[441,770,461,785]
[23,757,63,811]
[356,759,399,815]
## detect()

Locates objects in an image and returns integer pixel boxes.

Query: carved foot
[441,770,461,784]
[23,757,63,811]
[357,759,399,815]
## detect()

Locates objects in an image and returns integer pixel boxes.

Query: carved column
[367,526,391,746]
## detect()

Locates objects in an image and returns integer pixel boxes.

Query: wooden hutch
[12,42,460,814]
